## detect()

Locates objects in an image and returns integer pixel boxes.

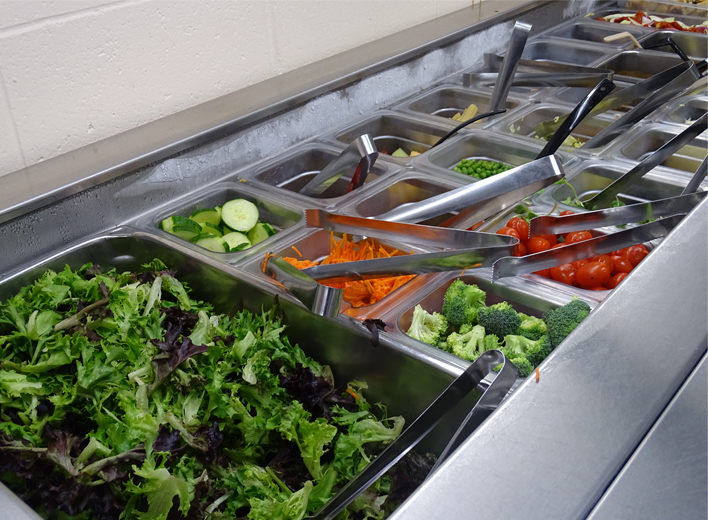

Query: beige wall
[0,0,477,177]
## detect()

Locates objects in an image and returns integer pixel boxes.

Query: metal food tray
[543,80,646,114]
[232,140,403,210]
[636,29,708,59]
[542,19,649,49]
[519,38,618,66]
[618,0,708,16]
[653,95,708,127]
[134,181,306,265]
[597,48,701,81]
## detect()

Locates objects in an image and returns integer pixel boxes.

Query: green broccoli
[503,334,553,367]
[477,301,522,338]
[543,298,591,348]
[407,305,448,346]
[507,356,534,378]
[446,325,486,361]
[483,334,501,351]
[518,315,548,341]
[441,279,486,326]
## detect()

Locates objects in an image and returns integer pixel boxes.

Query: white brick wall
[0,0,474,177]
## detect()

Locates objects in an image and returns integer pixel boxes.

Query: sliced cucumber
[222,232,251,251]
[192,234,229,252]
[247,222,277,245]
[160,216,175,234]
[170,216,202,241]
[221,199,259,232]
[190,208,221,227]
[201,222,223,237]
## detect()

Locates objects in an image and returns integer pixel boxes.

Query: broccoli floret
[543,298,591,348]
[478,301,522,338]
[407,305,448,346]
[441,279,486,326]
[483,334,501,351]
[459,323,474,335]
[447,325,486,361]
[503,334,553,367]
[518,315,548,341]
[507,356,534,378]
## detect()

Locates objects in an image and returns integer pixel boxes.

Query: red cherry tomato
[550,263,577,286]
[497,227,520,239]
[514,242,528,257]
[565,231,593,244]
[625,245,649,267]
[560,210,575,216]
[534,234,557,247]
[534,269,552,279]
[506,217,530,240]
[572,259,590,271]
[589,255,614,273]
[550,243,566,249]
[527,236,551,254]
[587,286,608,291]
[607,272,628,289]
[610,256,633,275]
[576,262,612,288]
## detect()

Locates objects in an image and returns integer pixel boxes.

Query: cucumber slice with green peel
[247,223,277,245]
[160,217,175,234]
[190,208,221,227]
[193,234,229,252]
[221,199,259,232]
[222,232,251,251]
[170,217,202,240]
[215,205,223,220]
[201,222,223,237]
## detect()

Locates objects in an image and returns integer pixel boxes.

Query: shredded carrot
[535,367,540,383]
[346,388,359,399]
[280,233,415,307]
[460,263,483,277]
[291,246,303,258]
[262,253,276,274]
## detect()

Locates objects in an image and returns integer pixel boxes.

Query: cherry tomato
[506,217,530,240]
[587,286,608,291]
[625,245,649,267]
[550,263,577,286]
[534,269,552,279]
[607,272,628,289]
[533,234,557,247]
[497,227,520,239]
[560,210,575,216]
[589,255,614,273]
[550,243,566,249]
[514,242,528,257]
[527,236,551,254]
[576,261,612,288]
[565,231,593,244]
[610,256,633,275]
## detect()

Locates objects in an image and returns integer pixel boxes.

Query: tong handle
[305,350,514,520]
[489,22,531,112]
[537,78,615,158]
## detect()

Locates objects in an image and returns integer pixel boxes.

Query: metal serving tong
[682,156,708,196]
[583,61,704,149]
[465,55,615,89]
[304,350,516,520]
[492,215,685,282]
[489,21,531,112]
[528,191,707,237]
[375,155,565,225]
[534,60,701,138]
[264,257,343,318]
[584,113,708,209]
[299,134,378,196]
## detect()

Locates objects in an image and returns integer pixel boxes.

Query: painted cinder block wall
[0,0,478,178]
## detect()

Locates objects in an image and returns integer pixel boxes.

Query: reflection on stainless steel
[302,243,515,284]
[640,30,708,60]
[537,78,615,158]
[305,209,516,249]
[299,134,378,196]
[682,156,708,195]
[587,114,708,208]
[492,215,684,281]
[264,256,342,318]
[489,21,532,112]
[376,155,564,225]
[305,350,515,520]
[529,191,707,237]
[584,61,702,149]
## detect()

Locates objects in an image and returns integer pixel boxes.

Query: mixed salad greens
[0,261,430,520]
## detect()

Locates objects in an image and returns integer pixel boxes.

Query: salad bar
[0,1,706,519]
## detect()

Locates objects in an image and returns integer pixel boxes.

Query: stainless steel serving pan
[543,19,649,49]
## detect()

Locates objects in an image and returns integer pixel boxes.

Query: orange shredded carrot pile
[281,232,415,308]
